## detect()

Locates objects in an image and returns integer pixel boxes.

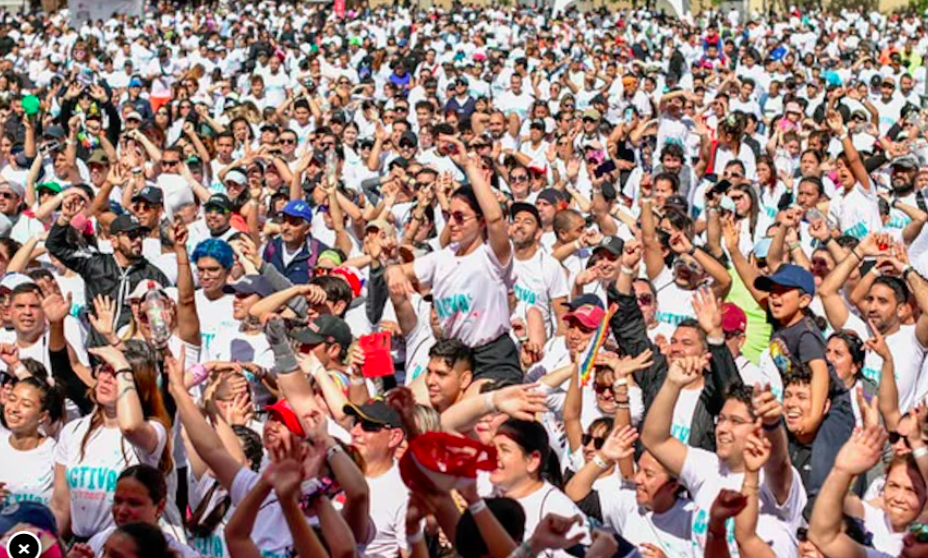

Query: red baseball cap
[265,399,305,438]
[721,302,747,334]
[564,304,605,329]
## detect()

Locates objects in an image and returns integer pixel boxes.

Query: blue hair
[191,238,235,269]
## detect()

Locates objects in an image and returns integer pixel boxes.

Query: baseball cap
[0,502,58,536]
[223,275,273,297]
[265,399,306,437]
[0,181,24,199]
[292,314,353,348]
[224,169,248,186]
[131,185,164,206]
[329,266,363,298]
[43,125,66,139]
[204,193,234,212]
[564,304,606,329]
[128,78,143,88]
[582,108,601,121]
[110,214,150,235]
[125,111,143,122]
[536,188,566,207]
[343,397,404,431]
[365,219,396,238]
[891,155,919,171]
[754,263,816,296]
[785,101,803,114]
[721,302,747,334]
[562,293,605,310]
[36,181,62,194]
[510,202,541,227]
[282,199,313,222]
[0,272,34,293]
[398,131,418,148]
[593,235,624,257]
[87,149,110,166]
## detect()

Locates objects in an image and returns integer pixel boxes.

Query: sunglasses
[593,383,613,395]
[162,160,180,167]
[511,174,529,182]
[450,211,477,224]
[581,434,606,449]
[280,138,297,145]
[354,418,388,432]
[889,430,912,448]
[636,293,654,306]
[120,229,147,240]
[0,191,17,200]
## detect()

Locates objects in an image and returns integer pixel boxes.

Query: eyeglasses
[449,211,477,224]
[320,141,335,148]
[399,141,416,149]
[162,159,180,167]
[395,106,409,112]
[636,293,654,306]
[510,174,528,183]
[581,434,606,449]
[280,138,297,145]
[120,229,147,240]
[0,191,17,200]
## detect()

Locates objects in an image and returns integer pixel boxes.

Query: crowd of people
[3,2,928,558]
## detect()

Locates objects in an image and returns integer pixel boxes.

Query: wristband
[870,266,882,277]
[349,376,366,386]
[189,363,210,387]
[468,499,488,515]
[838,132,849,141]
[483,391,498,413]
[592,455,611,469]
[851,248,863,261]
[620,266,636,276]
[914,447,928,459]
[762,417,783,432]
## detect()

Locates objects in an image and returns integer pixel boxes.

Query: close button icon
[5,531,42,558]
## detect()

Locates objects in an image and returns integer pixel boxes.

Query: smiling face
[767,284,807,322]
[883,460,928,531]
[714,398,755,464]
[3,382,46,434]
[489,434,538,492]
[633,451,679,510]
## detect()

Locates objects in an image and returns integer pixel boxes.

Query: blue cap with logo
[282,199,313,222]
[754,263,816,296]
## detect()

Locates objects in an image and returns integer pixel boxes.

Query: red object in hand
[359,332,394,378]
[400,432,498,492]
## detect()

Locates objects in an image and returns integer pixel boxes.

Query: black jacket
[607,284,740,453]
[46,221,169,347]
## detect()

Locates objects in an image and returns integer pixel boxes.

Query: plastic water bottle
[143,289,171,348]
[325,148,337,184]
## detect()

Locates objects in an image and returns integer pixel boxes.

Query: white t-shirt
[513,249,570,337]
[512,483,591,558]
[403,298,436,386]
[194,290,238,355]
[862,501,904,557]
[681,447,805,558]
[55,416,168,538]
[653,268,697,327]
[600,486,694,558]
[228,467,292,558]
[414,242,514,347]
[671,388,702,443]
[364,465,410,558]
[828,182,882,240]
[0,433,55,506]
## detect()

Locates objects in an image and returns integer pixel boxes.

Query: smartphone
[594,160,617,178]
[623,107,634,124]
[804,207,824,223]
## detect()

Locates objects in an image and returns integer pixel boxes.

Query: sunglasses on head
[581,433,606,449]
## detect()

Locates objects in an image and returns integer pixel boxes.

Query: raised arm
[173,221,200,346]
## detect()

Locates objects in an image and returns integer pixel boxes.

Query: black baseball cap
[593,235,624,256]
[291,314,353,349]
[109,214,150,235]
[343,397,404,431]
[131,185,164,206]
[510,202,541,227]
[204,193,233,212]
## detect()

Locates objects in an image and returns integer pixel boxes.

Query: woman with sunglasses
[71,465,197,558]
[386,134,522,383]
[50,341,174,543]
[809,425,928,558]
[0,375,65,507]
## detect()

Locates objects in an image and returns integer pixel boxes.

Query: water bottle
[143,288,171,349]
[325,148,337,184]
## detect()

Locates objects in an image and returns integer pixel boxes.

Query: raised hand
[620,238,642,269]
[529,514,585,554]
[691,287,722,337]
[666,354,710,388]
[834,425,887,476]
[88,294,116,339]
[751,383,783,429]
[596,349,653,378]
[598,425,638,463]
[864,318,891,359]
[743,425,772,473]
[0,343,19,370]
[42,291,72,324]
[386,387,420,439]
[710,489,747,523]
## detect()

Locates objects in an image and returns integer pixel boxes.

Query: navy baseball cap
[562,293,605,310]
[223,275,273,297]
[0,501,58,536]
[754,264,816,296]
[282,199,313,222]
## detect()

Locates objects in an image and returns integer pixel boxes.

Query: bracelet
[851,248,863,261]
[189,363,210,387]
[870,266,882,277]
[483,391,498,413]
[511,541,536,558]
[406,530,424,545]
[788,242,801,252]
[914,447,928,459]
[904,266,916,281]
[468,498,488,515]
[620,266,636,276]
[592,455,611,469]
[616,402,630,410]
[612,377,628,388]
[762,417,783,432]
[838,132,849,141]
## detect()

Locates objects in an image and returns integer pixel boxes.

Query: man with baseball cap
[292,314,354,377]
[510,202,569,337]
[720,301,774,395]
[47,202,168,346]
[263,199,331,285]
[343,396,409,558]
[188,193,236,250]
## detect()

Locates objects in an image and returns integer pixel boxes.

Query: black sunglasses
[889,430,912,448]
[354,418,387,433]
[581,434,606,449]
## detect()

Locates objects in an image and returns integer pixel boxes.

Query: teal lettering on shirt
[887,215,912,230]
[656,310,689,326]
[191,535,226,558]
[513,284,539,305]
[435,294,474,319]
[863,366,881,385]
[670,424,691,443]
[844,222,869,239]
[68,466,118,492]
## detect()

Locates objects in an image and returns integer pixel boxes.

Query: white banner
[68,0,142,24]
